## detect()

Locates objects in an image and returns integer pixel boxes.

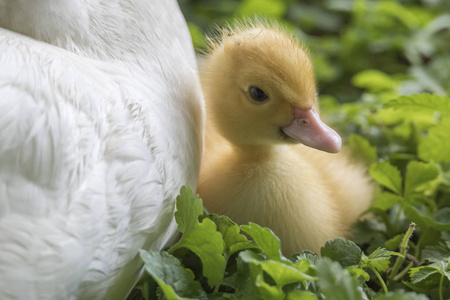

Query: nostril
[299,118,310,125]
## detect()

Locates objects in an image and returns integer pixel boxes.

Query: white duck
[0,1,203,299]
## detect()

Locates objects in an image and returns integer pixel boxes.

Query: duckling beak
[281,107,342,153]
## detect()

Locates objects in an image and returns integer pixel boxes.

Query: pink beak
[281,107,342,153]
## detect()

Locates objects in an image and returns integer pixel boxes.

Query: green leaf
[422,242,450,263]
[240,250,316,288]
[317,258,364,300]
[260,261,316,287]
[409,266,442,286]
[221,256,250,291]
[207,214,254,258]
[291,250,319,266]
[372,192,402,211]
[404,161,439,196]
[241,262,285,300]
[348,134,378,164]
[252,267,286,300]
[320,238,362,268]
[352,69,397,92]
[375,290,429,300]
[139,250,201,299]
[236,0,286,18]
[404,206,450,231]
[174,186,204,235]
[241,223,284,262]
[419,118,450,163]
[370,162,402,195]
[383,94,450,114]
[170,187,226,289]
[293,258,314,275]
[360,247,392,272]
[416,229,442,260]
[385,234,404,251]
[404,161,439,197]
[286,290,317,300]
[347,266,370,282]
[434,260,450,281]
[187,22,205,49]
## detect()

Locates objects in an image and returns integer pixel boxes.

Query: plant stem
[393,261,414,281]
[439,274,444,300]
[371,267,388,294]
[389,222,416,282]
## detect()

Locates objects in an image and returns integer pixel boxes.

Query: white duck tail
[0,0,204,299]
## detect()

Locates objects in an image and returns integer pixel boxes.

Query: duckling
[197,21,374,256]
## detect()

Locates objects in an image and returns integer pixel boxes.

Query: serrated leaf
[291,250,319,266]
[139,250,201,299]
[170,187,226,289]
[375,290,429,300]
[206,214,254,258]
[372,192,402,211]
[383,94,450,114]
[321,238,362,268]
[434,260,450,281]
[370,162,402,195]
[409,266,442,286]
[175,186,204,234]
[422,243,450,263]
[348,134,378,164]
[241,223,284,262]
[361,247,392,272]
[347,266,370,282]
[317,258,364,300]
[419,118,450,163]
[404,161,439,197]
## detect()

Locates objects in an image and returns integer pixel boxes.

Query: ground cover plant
[131,0,449,299]
[135,97,450,300]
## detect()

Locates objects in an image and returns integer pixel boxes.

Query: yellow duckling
[197,21,373,256]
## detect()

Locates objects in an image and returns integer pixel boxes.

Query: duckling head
[201,22,341,153]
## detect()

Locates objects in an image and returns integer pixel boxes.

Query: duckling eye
[249,86,269,102]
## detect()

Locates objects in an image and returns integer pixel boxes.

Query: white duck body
[0,1,203,299]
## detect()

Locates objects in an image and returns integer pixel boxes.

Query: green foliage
[169,186,225,289]
[139,251,203,299]
[370,162,402,195]
[135,169,448,299]
[320,238,362,268]
[316,258,364,300]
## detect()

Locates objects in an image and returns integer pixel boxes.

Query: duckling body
[197,22,373,255]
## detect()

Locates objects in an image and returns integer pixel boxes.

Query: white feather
[0,1,204,299]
